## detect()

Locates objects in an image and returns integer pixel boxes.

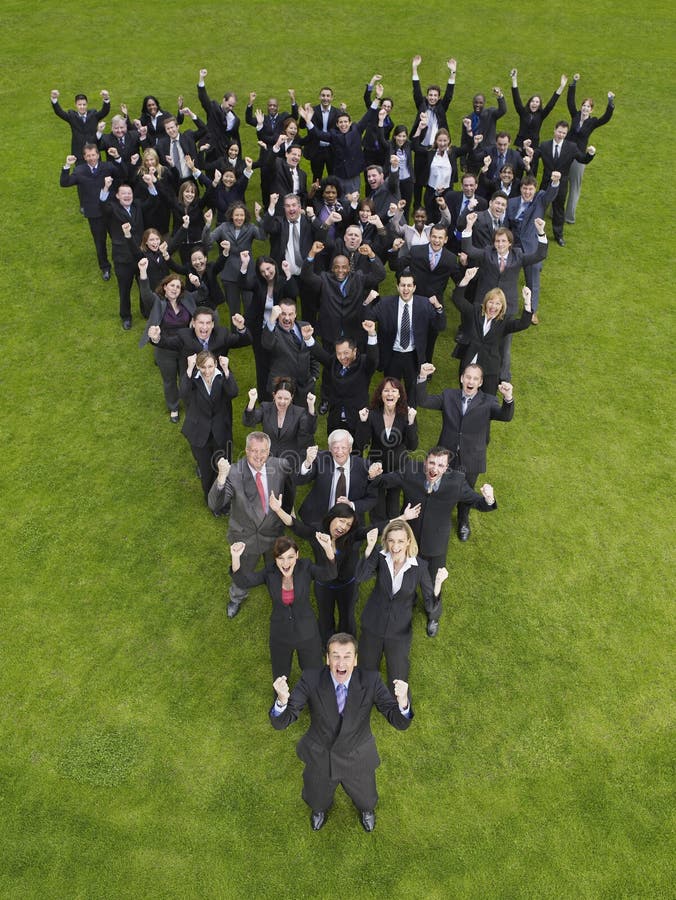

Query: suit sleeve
[269,672,312,729]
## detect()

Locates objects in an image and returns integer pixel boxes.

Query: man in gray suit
[208,432,293,618]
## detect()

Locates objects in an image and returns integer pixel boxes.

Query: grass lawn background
[1,1,673,897]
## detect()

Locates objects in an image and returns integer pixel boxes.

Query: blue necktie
[336,682,347,715]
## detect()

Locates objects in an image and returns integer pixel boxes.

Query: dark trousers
[453,466,478,527]
[189,432,233,501]
[310,148,333,181]
[112,259,137,320]
[315,581,357,648]
[154,345,181,411]
[269,631,323,680]
[385,350,419,407]
[358,626,411,689]
[87,217,110,270]
[301,761,378,814]
[549,175,569,240]
[419,553,446,586]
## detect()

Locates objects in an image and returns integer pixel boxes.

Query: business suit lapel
[342,668,367,722]
[318,667,342,728]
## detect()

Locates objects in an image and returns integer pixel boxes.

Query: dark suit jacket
[416,382,514,473]
[471,145,526,180]
[245,104,298,138]
[261,322,320,396]
[311,108,378,180]
[451,284,532,377]
[60,160,123,218]
[379,463,497,556]
[507,184,559,253]
[456,208,503,248]
[262,214,315,269]
[512,85,563,148]
[355,410,419,472]
[208,457,293,553]
[300,259,386,343]
[156,130,199,173]
[197,84,241,153]
[301,105,340,159]
[268,158,308,207]
[99,130,143,164]
[357,549,440,635]
[157,323,251,362]
[179,368,238,447]
[307,343,379,432]
[411,79,455,135]
[534,139,594,183]
[366,294,446,372]
[100,198,148,264]
[566,84,614,152]
[398,245,463,300]
[51,99,110,158]
[242,402,317,468]
[270,665,412,782]
[460,237,548,314]
[296,453,378,525]
[461,97,507,152]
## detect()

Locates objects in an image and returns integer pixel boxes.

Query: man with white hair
[295,430,379,527]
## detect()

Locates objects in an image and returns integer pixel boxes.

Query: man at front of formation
[270,632,413,832]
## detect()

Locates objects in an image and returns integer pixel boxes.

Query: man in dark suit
[100,178,158,328]
[410,55,456,206]
[457,191,509,248]
[208,432,293,617]
[271,632,412,831]
[532,121,596,245]
[156,116,199,182]
[60,145,123,278]
[261,299,320,404]
[262,193,317,323]
[460,87,507,154]
[197,68,241,155]
[373,447,497,591]
[300,87,339,180]
[99,115,144,165]
[365,164,400,218]
[417,364,513,540]
[444,172,488,251]
[51,88,110,161]
[508,174,560,321]
[364,268,446,406]
[148,305,251,370]
[267,143,308,210]
[296,432,379,527]
[469,131,526,181]
[245,90,298,140]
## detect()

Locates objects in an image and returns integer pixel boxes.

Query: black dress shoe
[458,523,471,542]
[427,619,439,637]
[122,317,132,330]
[311,810,327,831]
[555,237,566,246]
[102,268,111,281]
[319,400,329,415]
[360,810,376,832]
[227,600,241,619]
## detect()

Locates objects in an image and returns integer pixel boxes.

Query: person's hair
[327,632,358,654]
[499,165,514,176]
[370,377,408,415]
[157,273,184,295]
[75,93,87,102]
[139,148,166,179]
[581,97,595,109]
[162,115,177,130]
[190,245,207,261]
[327,429,354,448]
[521,175,537,187]
[396,267,415,284]
[322,503,359,553]
[278,297,297,310]
[225,201,251,223]
[496,131,511,142]
[464,363,484,377]
[320,86,334,96]
[319,175,341,196]
[392,124,408,140]
[366,165,383,176]
[461,172,477,184]
[256,255,279,280]
[481,288,507,319]
[141,96,161,116]
[283,192,300,204]
[335,336,357,353]
[226,141,240,155]
[196,350,216,368]
[111,114,126,128]
[358,197,375,214]
[526,94,543,109]
[140,228,163,252]
[490,191,508,204]
[280,116,297,134]
[413,206,427,218]
[192,306,215,321]
[273,535,299,558]
[272,376,296,396]
[473,93,485,103]
[82,142,99,154]
[381,97,394,108]
[179,180,199,206]
[382,519,418,557]
[554,120,569,130]
[430,224,447,236]
[223,91,236,103]
[494,226,514,245]
[426,84,442,95]
[433,128,451,148]
[285,142,302,154]
[426,446,452,463]
[246,431,271,450]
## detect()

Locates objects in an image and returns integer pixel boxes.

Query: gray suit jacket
[208,457,292,555]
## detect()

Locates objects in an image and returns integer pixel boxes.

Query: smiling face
[343,226,362,250]
[246,437,270,471]
[164,279,182,301]
[275,546,299,580]
[164,119,179,139]
[329,438,351,466]
[198,356,216,381]
[485,296,504,319]
[435,133,450,152]
[76,98,88,115]
[259,261,277,282]
[319,89,333,109]
[528,95,542,112]
[554,124,569,143]
[83,146,100,167]
[394,129,408,147]
[336,115,351,134]
[112,119,128,138]
[322,183,338,204]
[366,168,384,189]
[520,182,536,202]
[426,88,440,106]
[181,183,197,204]
[190,250,207,274]
[146,232,161,252]
[278,303,296,330]
[273,388,293,412]
[331,256,350,282]
[267,98,279,115]
[192,313,215,340]
[424,453,449,484]
[581,99,594,116]
[496,135,510,154]
[145,98,159,116]
[386,527,410,559]
[489,196,508,218]
[380,380,401,408]
[284,119,299,139]
[335,340,357,367]
[329,515,354,539]
[327,640,357,684]
[227,144,240,160]
[494,233,511,254]
[461,175,477,198]
[460,365,483,396]
[116,185,133,208]
[473,94,485,113]
[231,206,246,227]
[286,147,302,168]
[284,196,301,222]
[429,227,448,252]
[398,275,416,301]
[413,208,427,230]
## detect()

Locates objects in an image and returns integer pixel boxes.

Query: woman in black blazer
[179,351,238,500]
[201,202,266,316]
[357,520,447,688]
[510,69,568,149]
[240,254,299,398]
[452,269,532,395]
[356,378,419,522]
[384,125,415,220]
[243,377,317,472]
[230,534,336,678]
[565,76,615,223]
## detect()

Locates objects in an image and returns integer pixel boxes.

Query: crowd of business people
[52,58,615,830]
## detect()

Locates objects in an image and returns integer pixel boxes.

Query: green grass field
[2,2,674,897]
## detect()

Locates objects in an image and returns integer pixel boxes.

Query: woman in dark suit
[240,253,298,398]
[384,125,414,221]
[510,69,568,149]
[565,75,615,224]
[230,533,336,679]
[243,377,317,472]
[138,260,209,422]
[357,520,447,689]
[356,378,418,522]
[179,350,238,500]
[452,269,532,396]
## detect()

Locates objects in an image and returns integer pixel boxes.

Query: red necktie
[255,471,267,513]
[499,256,506,273]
